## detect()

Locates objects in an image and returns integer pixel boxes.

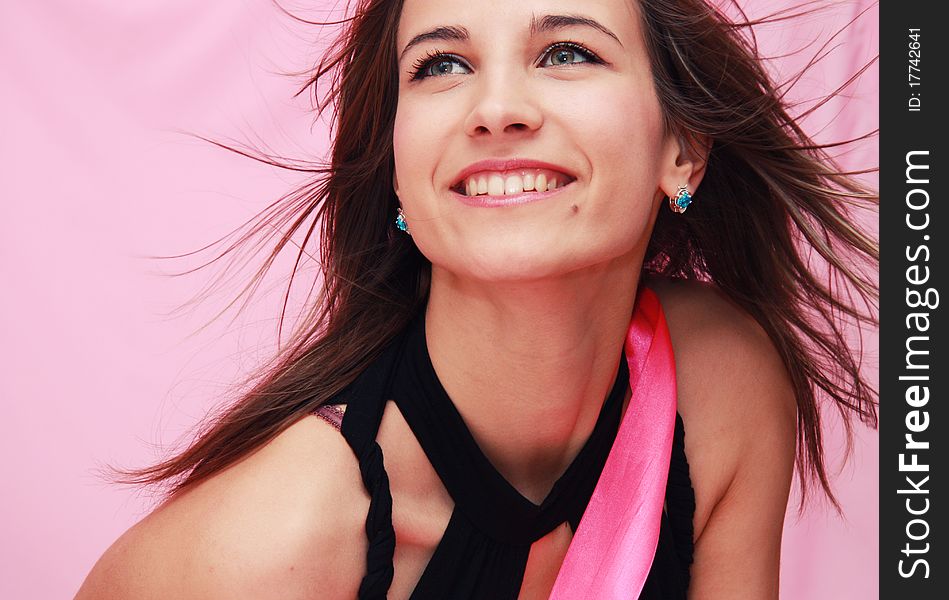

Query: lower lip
[452,182,573,208]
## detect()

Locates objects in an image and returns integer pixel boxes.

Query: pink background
[1,1,877,598]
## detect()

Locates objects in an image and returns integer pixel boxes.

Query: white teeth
[461,171,567,196]
[488,174,504,196]
[535,173,547,194]
[505,175,523,195]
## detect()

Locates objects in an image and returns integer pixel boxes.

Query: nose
[462,67,544,138]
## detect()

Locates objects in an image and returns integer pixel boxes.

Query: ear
[658,131,710,201]
[393,170,400,196]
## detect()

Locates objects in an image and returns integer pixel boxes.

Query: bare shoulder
[648,277,796,597]
[75,413,368,600]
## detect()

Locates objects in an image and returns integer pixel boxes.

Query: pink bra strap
[313,404,347,431]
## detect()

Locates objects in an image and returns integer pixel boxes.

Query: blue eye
[540,42,599,67]
[411,53,470,80]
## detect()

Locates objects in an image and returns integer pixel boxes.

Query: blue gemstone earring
[395,206,410,234]
[669,185,692,214]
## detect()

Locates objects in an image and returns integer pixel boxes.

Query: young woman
[76,0,877,598]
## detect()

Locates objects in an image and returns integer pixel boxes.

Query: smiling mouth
[451,168,577,197]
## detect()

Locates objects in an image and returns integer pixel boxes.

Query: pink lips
[450,158,576,208]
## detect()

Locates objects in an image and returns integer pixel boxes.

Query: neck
[424,254,641,505]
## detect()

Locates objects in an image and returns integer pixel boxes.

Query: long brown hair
[116,0,878,509]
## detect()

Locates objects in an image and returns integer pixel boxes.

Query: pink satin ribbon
[549,287,677,598]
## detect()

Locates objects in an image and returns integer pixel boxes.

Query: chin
[442,245,603,284]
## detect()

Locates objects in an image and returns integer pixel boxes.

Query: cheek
[576,81,666,174]
[560,82,667,240]
[392,100,454,223]
[392,108,421,193]
[392,99,467,266]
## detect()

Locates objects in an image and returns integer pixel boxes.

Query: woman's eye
[540,43,598,67]
[411,54,470,80]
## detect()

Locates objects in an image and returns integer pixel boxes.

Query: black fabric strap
[337,336,408,598]
[667,413,696,587]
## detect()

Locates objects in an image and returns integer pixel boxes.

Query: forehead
[396,0,642,50]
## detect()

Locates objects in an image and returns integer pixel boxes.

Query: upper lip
[449,158,577,189]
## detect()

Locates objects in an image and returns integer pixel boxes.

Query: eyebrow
[398,13,623,62]
[529,14,623,47]
[399,25,469,61]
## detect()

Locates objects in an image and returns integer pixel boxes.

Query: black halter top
[317,311,695,598]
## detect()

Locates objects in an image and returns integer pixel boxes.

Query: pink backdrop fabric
[1,1,877,598]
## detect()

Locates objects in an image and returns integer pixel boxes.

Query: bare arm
[75,415,368,600]
[685,360,795,599]
[652,279,797,599]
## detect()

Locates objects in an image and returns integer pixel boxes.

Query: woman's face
[393,0,685,282]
